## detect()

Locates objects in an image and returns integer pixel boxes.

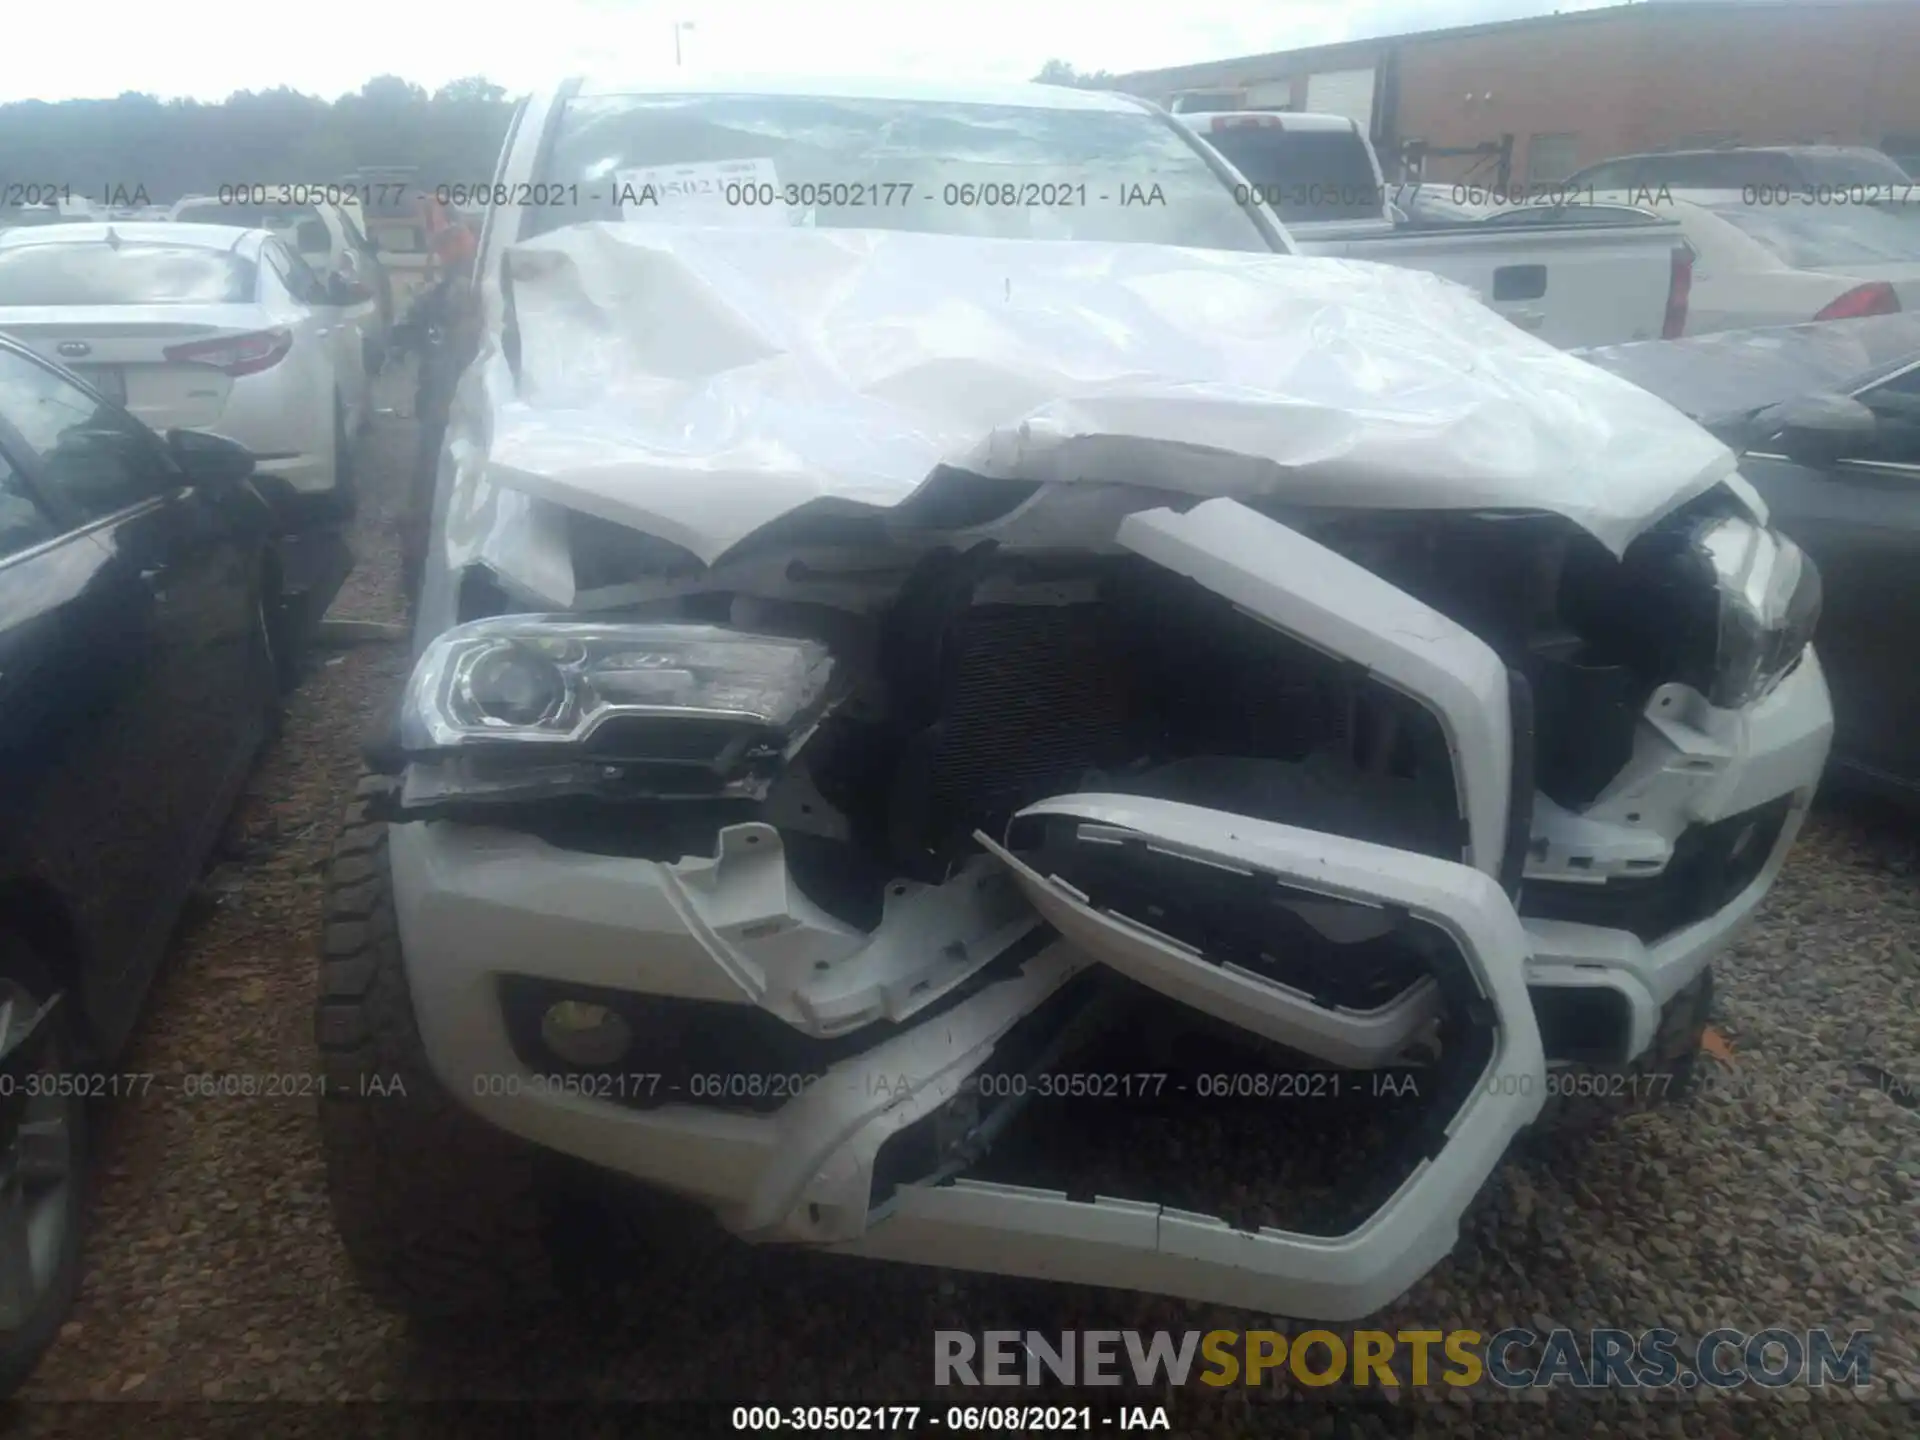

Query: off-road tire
[315,776,560,1317]
[0,934,87,1396]
[398,413,439,610]
[1530,967,1715,1135]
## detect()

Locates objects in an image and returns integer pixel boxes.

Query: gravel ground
[13,367,1918,1435]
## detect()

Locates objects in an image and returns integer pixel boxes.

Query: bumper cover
[388,498,1832,1319]
[392,812,1543,1321]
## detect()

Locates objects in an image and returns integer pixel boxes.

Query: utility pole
[674,19,694,67]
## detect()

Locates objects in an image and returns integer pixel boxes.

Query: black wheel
[256,551,302,702]
[1530,967,1715,1135]
[0,934,86,1396]
[314,777,560,1317]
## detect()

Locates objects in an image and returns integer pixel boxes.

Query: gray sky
[9,0,1631,103]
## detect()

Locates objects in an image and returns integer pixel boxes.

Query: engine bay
[420,484,1762,941]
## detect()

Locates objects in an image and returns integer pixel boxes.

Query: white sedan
[168,195,393,370]
[0,222,371,514]
[1591,188,1920,335]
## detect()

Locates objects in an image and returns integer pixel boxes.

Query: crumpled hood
[474,222,1737,565]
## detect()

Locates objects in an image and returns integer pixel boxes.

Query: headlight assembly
[1690,516,1821,711]
[1562,510,1821,716]
[401,617,836,753]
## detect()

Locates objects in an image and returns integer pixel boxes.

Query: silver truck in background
[1175,110,1692,349]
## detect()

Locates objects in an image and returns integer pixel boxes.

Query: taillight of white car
[1662,243,1693,339]
[1814,280,1901,322]
[162,328,294,377]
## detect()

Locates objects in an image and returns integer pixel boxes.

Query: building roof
[573,74,1149,112]
[1113,0,1907,93]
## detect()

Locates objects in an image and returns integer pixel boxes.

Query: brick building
[1114,0,1920,185]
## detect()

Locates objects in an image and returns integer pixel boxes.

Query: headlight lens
[401,617,836,752]
[1690,516,1821,710]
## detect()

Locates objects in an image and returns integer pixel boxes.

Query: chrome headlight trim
[400,616,836,752]
[1690,517,1822,710]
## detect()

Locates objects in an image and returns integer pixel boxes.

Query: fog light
[539,1001,632,1067]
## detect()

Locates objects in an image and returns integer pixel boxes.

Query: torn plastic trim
[391,817,1042,1034]
[864,970,1115,1224]
[978,791,1533,1068]
[493,926,1065,1119]
[394,750,779,815]
[1525,651,1832,885]
[733,937,1094,1238]
[658,822,1043,1036]
[1521,784,1815,1020]
[1117,498,1511,877]
[837,808,1545,1322]
[978,824,1440,1070]
[1524,960,1658,1065]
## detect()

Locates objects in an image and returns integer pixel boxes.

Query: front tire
[398,415,438,611]
[315,778,559,1317]
[0,935,87,1396]
[323,399,358,523]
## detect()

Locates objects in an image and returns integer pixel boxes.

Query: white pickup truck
[1175,111,1691,349]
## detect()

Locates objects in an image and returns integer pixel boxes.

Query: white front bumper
[1519,653,1832,1056]
[391,811,1543,1322]
[387,498,1834,1320]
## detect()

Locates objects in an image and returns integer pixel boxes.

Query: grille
[922,603,1138,832]
[1014,817,1435,1010]
[885,575,1361,876]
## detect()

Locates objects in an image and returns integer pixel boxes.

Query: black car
[0,333,283,1388]
[1581,314,1920,801]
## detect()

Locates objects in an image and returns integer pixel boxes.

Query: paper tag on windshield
[614,157,789,227]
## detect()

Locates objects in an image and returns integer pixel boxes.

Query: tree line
[0,77,517,206]
[4,66,1121,209]
[1034,60,1122,89]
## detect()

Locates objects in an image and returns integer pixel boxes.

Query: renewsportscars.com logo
[935,1327,1876,1391]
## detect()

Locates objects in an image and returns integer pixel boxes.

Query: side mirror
[1753,391,1878,465]
[167,429,256,496]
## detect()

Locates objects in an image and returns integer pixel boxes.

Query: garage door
[1243,79,1296,110]
[1303,68,1376,131]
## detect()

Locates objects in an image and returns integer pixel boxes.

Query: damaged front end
[384,485,1599,1321]
[382,225,1829,1320]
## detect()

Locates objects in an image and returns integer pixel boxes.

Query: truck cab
[1173,110,1396,241]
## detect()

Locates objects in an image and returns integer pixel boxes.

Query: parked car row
[0,327,331,1388]
[1506,145,1918,334]
[0,221,380,519]
[1512,188,1920,334]
[1171,109,1691,348]
[0,193,374,1395]
[1168,117,1920,343]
